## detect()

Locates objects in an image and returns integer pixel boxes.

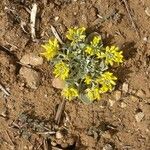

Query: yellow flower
[98,46,123,66]
[66,27,86,45]
[53,62,69,80]
[86,87,101,101]
[99,85,109,93]
[84,75,92,85]
[91,36,101,46]
[96,72,117,92]
[85,36,102,56]
[85,46,95,56]
[62,87,78,100]
[41,38,59,61]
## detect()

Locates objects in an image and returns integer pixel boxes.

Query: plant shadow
[121,41,137,60]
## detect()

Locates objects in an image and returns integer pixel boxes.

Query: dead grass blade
[51,25,64,44]
[0,84,10,96]
[122,0,140,38]
[30,3,37,40]
[55,99,66,125]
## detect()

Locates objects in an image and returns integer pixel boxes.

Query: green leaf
[79,94,93,104]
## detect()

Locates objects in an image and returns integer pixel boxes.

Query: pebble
[122,83,129,93]
[135,112,145,122]
[20,67,40,89]
[145,7,150,17]
[136,90,145,98]
[20,53,43,66]
[109,99,115,107]
[52,78,65,89]
[51,141,57,146]
[113,90,121,101]
[56,131,63,139]
[54,16,59,21]
[103,144,113,150]
[120,102,127,108]
[143,37,148,42]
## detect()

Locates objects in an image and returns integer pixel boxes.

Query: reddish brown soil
[0,0,150,150]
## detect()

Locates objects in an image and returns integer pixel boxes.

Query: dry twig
[51,25,64,44]
[0,84,10,96]
[122,0,140,38]
[55,99,66,124]
[30,3,37,40]
[5,130,14,147]
[43,139,48,150]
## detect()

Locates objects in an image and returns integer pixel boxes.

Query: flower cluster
[41,27,123,103]
[41,39,59,61]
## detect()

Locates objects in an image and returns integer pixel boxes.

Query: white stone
[54,16,59,21]
[122,83,129,93]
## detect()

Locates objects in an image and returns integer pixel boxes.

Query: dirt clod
[19,67,40,89]
[20,53,43,66]
[52,78,65,89]
[0,0,150,149]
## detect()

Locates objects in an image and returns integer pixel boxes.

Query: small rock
[51,141,57,146]
[113,90,121,101]
[20,67,40,89]
[143,37,148,42]
[54,16,59,21]
[120,102,127,108]
[135,112,145,122]
[136,90,145,98]
[20,53,43,66]
[145,7,150,17]
[122,83,129,93]
[56,131,63,139]
[109,99,115,107]
[103,144,113,150]
[52,78,65,89]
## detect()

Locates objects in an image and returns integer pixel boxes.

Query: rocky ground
[0,0,150,149]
